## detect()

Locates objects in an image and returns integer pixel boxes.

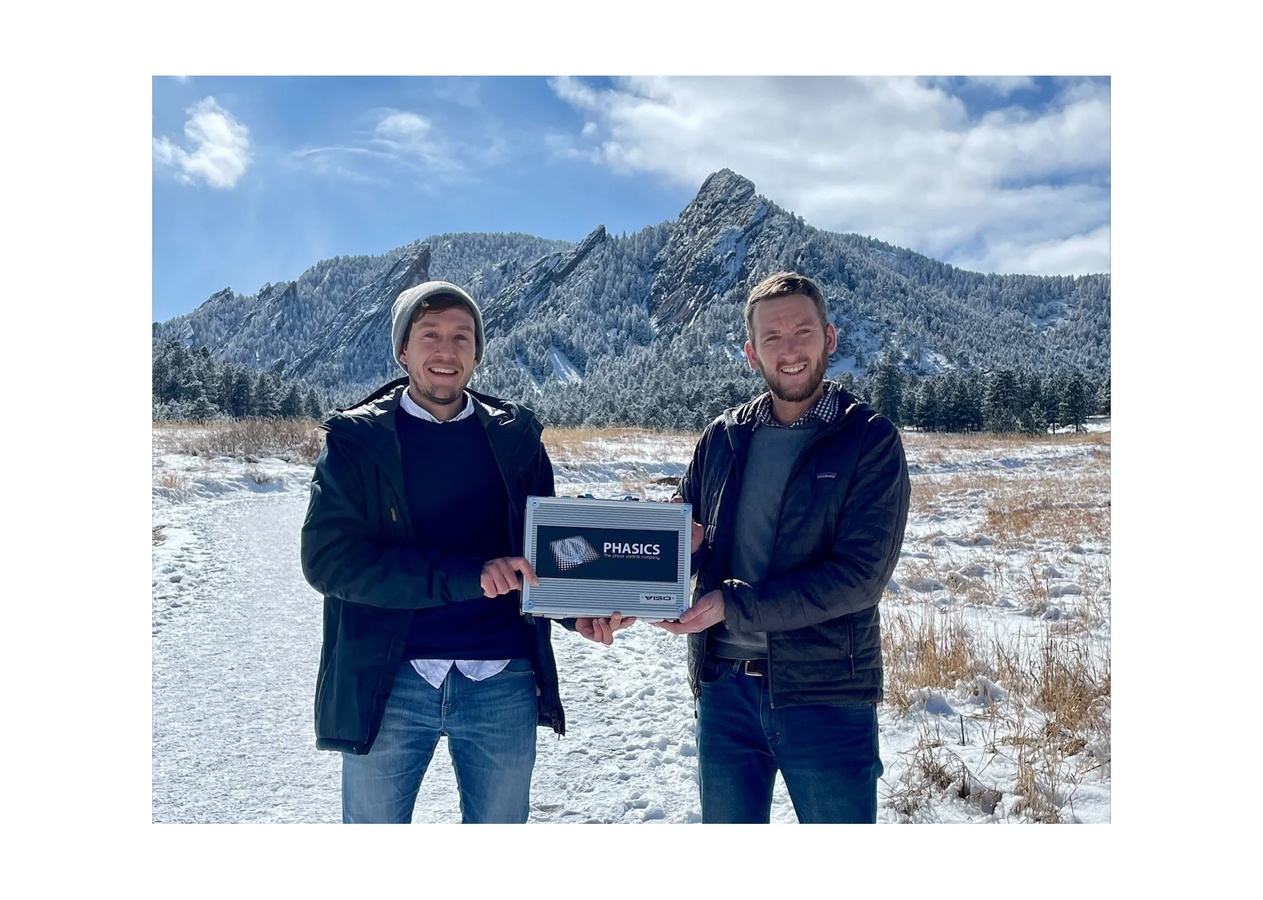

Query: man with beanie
[300,280,629,824]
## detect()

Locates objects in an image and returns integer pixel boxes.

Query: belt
[739,659,767,677]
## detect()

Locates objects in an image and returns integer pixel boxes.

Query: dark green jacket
[300,379,565,754]
[678,387,910,708]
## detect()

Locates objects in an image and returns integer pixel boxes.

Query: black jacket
[678,386,910,708]
[300,379,565,754]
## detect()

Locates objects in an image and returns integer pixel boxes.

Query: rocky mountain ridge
[153,170,1110,408]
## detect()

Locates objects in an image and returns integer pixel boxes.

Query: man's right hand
[575,613,636,645]
[653,589,724,635]
[481,556,538,598]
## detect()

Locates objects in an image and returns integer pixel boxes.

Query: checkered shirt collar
[752,380,841,429]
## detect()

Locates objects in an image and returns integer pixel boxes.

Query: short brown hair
[744,272,828,341]
[407,292,469,333]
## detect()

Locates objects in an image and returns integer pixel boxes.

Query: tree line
[472,333,1109,435]
[152,338,330,422]
[854,362,1108,434]
[154,333,1108,435]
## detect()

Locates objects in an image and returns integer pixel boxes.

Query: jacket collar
[725,381,862,448]
[323,378,532,461]
[327,380,518,428]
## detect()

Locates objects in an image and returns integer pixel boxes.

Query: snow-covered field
[152,420,1110,825]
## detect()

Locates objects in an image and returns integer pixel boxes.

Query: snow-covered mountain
[152,169,1110,405]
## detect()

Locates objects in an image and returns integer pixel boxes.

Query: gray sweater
[707,422,818,660]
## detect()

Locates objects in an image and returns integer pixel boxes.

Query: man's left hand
[653,589,724,634]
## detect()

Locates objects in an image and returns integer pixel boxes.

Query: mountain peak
[646,169,774,331]
[696,169,756,202]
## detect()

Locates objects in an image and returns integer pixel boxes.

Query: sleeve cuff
[451,558,486,603]
[721,579,752,627]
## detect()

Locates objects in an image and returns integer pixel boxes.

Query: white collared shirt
[399,388,476,423]
[410,658,510,687]
[399,388,511,687]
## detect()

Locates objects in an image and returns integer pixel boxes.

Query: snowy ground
[152,421,1110,825]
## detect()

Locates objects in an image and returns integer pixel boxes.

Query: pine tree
[983,369,1021,432]
[1058,370,1089,433]
[152,340,174,401]
[253,372,281,418]
[1016,371,1044,433]
[958,371,984,432]
[190,394,218,422]
[217,369,237,416]
[870,360,904,425]
[914,378,940,432]
[1026,401,1049,435]
[304,389,324,421]
[279,384,304,419]
[228,370,252,418]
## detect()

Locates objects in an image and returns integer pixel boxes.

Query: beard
[414,382,465,406]
[758,349,828,403]
[406,365,472,412]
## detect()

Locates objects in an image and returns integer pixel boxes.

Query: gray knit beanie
[391,281,485,370]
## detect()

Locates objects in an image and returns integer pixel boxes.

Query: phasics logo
[602,540,661,560]
[549,536,601,571]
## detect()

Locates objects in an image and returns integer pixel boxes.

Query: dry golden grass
[883,609,998,716]
[246,467,275,485]
[884,613,1110,822]
[542,426,698,465]
[902,430,1112,452]
[155,471,192,493]
[154,422,695,474]
[155,419,325,465]
[884,429,1110,821]
[983,481,1111,544]
[909,435,1110,546]
[1032,639,1111,741]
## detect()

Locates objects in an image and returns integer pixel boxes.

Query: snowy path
[152,490,340,823]
[151,466,798,823]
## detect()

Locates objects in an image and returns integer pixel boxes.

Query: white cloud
[287,147,388,185]
[376,112,430,136]
[953,224,1111,276]
[369,110,464,174]
[548,76,1110,275]
[292,107,511,185]
[152,96,251,189]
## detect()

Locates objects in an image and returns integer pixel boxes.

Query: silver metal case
[520,496,692,621]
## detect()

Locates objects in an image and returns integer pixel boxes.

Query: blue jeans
[696,658,883,823]
[341,659,538,824]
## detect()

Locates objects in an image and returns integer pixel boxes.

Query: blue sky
[152,75,1111,323]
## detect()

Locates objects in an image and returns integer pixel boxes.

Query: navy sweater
[396,408,534,660]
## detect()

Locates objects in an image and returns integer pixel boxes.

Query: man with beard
[300,280,629,824]
[655,271,910,823]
